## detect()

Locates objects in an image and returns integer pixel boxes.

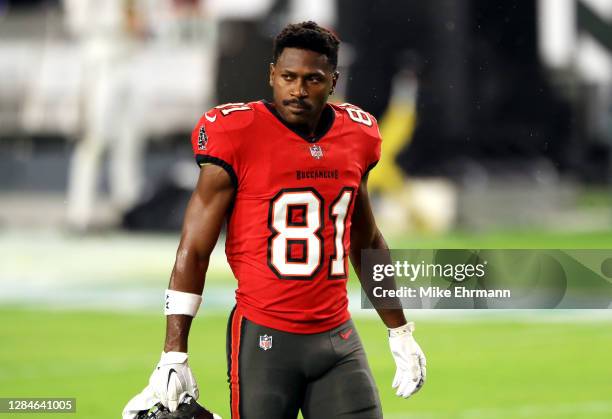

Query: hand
[122,352,199,419]
[388,322,426,398]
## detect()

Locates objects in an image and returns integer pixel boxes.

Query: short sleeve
[190,109,238,188]
[364,130,382,176]
[336,103,381,177]
[362,114,382,177]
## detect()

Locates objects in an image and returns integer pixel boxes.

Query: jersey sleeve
[336,103,382,177]
[364,118,382,176]
[190,108,238,188]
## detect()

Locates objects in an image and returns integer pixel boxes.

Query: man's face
[269,47,338,128]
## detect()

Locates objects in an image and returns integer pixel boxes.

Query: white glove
[122,352,199,419]
[388,322,426,398]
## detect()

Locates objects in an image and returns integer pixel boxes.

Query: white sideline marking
[1,229,612,320]
[2,282,612,323]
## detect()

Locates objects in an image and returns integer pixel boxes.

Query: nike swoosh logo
[339,328,353,340]
[205,113,217,122]
[167,368,177,388]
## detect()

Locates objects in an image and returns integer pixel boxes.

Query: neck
[264,101,334,142]
[298,110,323,138]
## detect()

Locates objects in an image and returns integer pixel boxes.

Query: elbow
[366,229,383,249]
[175,243,211,271]
[350,228,379,257]
[169,242,211,291]
[369,229,380,248]
[353,228,384,252]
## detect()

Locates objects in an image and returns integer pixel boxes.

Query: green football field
[2,309,612,419]
[2,229,612,419]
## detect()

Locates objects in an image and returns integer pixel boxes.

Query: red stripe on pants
[230,309,244,418]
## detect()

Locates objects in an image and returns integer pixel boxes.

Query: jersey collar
[262,100,335,143]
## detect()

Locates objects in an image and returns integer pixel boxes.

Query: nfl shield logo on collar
[309,144,323,159]
[259,334,273,351]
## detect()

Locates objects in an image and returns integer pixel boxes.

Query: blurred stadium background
[1,0,612,418]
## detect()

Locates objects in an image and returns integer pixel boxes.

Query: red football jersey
[191,101,381,333]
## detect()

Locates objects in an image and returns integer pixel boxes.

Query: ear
[330,71,339,94]
[269,63,275,87]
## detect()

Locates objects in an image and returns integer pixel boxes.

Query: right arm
[123,163,234,418]
[164,163,236,353]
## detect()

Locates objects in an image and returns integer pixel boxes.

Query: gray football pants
[226,307,383,419]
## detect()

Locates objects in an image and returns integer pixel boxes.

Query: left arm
[349,174,427,398]
[349,174,406,328]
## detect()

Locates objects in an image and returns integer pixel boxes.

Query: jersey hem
[238,306,351,335]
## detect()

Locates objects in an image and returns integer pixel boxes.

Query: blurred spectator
[63,0,148,230]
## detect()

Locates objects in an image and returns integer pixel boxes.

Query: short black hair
[273,21,340,70]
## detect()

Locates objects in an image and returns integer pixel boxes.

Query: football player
[123,21,426,419]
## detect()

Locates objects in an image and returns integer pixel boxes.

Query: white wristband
[164,289,202,317]
[388,321,415,337]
